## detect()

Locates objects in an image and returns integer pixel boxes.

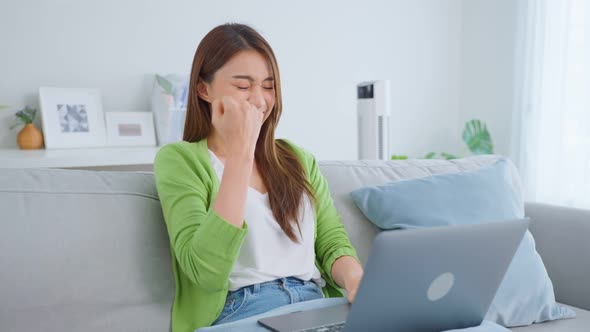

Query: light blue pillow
[350,159,576,327]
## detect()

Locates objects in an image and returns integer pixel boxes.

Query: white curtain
[513,0,590,209]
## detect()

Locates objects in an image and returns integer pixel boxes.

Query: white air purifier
[357,80,391,160]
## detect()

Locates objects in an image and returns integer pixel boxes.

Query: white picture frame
[39,87,107,149]
[105,111,156,147]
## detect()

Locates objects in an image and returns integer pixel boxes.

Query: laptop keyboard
[297,322,345,332]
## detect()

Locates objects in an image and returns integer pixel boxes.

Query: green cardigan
[153,138,359,332]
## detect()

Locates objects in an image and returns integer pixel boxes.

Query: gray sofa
[1,155,588,331]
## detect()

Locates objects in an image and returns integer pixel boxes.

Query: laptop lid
[344,218,529,331]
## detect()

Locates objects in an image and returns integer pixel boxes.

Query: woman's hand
[211,95,265,159]
[331,256,364,303]
[343,273,362,303]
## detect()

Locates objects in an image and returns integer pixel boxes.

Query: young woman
[154,23,363,332]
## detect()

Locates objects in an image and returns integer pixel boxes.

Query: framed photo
[105,111,156,147]
[39,87,107,149]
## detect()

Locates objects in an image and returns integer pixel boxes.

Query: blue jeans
[211,277,325,326]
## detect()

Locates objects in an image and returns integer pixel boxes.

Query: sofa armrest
[525,202,590,310]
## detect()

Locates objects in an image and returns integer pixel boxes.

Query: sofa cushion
[512,304,588,331]
[349,158,575,327]
[0,168,174,332]
[317,155,510,265]
[349,159,522,229]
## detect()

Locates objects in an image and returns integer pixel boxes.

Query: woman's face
[198,50,276,121]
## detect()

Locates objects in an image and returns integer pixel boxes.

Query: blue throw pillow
[350,159,575,327]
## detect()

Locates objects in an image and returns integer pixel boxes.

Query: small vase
[17,123,44,150]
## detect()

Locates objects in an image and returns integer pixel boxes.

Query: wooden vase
[17,123,44,150]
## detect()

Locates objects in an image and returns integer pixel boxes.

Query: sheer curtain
[512,0,590,209]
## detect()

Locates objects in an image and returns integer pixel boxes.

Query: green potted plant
[10,106,44,150]
[424,119,494,159]
[391,119,494,160]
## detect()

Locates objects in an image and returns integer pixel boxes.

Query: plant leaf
[24,106,37,122]
[424,152,436,159]
[13,106,38,124]
[16,112,32,123]
[156,74,174,95]
[440,152,459,160]
[462,119,494,154]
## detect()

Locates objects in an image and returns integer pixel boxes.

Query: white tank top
[208,149,323,291]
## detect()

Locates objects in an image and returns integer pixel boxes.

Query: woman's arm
[154,143,249,291]
[331,256,364,302]
[213,151,254,228]
[303,148,363,298]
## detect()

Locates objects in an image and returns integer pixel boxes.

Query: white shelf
[0,146,161,169]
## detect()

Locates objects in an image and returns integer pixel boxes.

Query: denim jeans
[211,277,325,326]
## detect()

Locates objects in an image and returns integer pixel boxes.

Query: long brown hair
[184,23,316,243]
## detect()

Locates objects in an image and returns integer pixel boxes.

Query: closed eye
[236,86,274,90]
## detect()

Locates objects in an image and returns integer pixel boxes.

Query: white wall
[459,0,519,157]
[0,0,464,160]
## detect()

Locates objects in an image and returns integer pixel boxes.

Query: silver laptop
[258,218,529,332]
